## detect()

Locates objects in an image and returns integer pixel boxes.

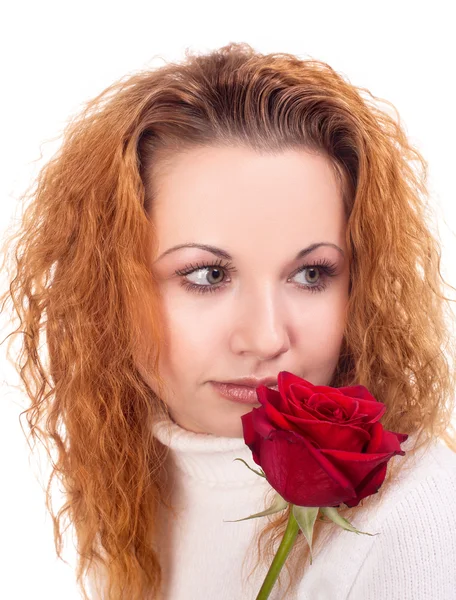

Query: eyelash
[174,257,338,295]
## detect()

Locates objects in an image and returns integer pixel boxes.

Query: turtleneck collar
[152,418,268,487]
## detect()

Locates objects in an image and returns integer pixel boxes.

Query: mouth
[211,382,279,404]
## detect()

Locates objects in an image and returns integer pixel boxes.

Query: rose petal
[353,398,386,422]
[278,373,328,407]
[319,447,398,490]
[270,395,321,422]
[240,410,262,465]
[258,429,357,506]
[279,371,344,397]
[265,387,299,415]
[261,386,320,422]
[263,400,300,433]
[307,395,350,422]
[282,373,386,423]
[365,423,407,455]
[324,393,359,419]
[251,408,277,439]
[364,421,384,452]
[336,384,377,403]
[344,461,388,507]
[287,398,321,421]
[278,371,316,391]
[283,417,371,452]
[255,385,275,407]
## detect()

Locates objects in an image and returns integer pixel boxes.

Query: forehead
[150,145,346,257]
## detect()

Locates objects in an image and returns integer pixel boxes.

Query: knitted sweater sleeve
[346,473,456,600]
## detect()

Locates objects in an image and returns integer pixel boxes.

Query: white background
[1,1,455,598]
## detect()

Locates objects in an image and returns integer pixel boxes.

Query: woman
[1,42,456,599]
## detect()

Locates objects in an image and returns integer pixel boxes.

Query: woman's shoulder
[381,437,456,529]
[342,439,456,599]
[382,436,456,507]
[295,439,456,599]
[354,435,456,531]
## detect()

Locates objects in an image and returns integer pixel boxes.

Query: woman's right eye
[174,259,234,295]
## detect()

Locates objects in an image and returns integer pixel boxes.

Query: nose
[230,284,290,360]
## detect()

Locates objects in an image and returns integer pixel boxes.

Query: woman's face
[146,145,350,437]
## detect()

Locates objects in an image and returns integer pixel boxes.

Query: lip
[216,376,278,388]
[211,381,279,405]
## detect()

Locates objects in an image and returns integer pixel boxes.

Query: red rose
[241,371,408,508]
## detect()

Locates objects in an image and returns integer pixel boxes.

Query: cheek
[303,316,344,353]
[161,297,222,371]
[297,293,347,356]
[299,312,345,386]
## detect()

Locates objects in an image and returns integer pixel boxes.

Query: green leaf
[223,491,289,523]
[320,507,379,537]
[233,457,266,478]
[292,506,320,564]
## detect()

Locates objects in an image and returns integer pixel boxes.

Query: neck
[152,418,268,486]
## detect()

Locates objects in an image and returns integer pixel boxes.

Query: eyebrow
[155,242,344,262]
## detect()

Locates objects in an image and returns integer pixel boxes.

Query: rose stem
[255,506,300,600]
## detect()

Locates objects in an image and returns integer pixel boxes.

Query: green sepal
[292,505,319,565]
[223,491,288,523]
[233,457,266,478]
[320,507,378,537]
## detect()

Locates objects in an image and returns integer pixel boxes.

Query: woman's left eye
[174,258,338,295]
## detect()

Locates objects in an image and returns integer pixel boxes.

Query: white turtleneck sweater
[88,420,456,599]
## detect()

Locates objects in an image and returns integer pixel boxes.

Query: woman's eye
[174,259,338,295]
[186,266,226,286]
[295,267,321,286]
[174,260,232,295]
